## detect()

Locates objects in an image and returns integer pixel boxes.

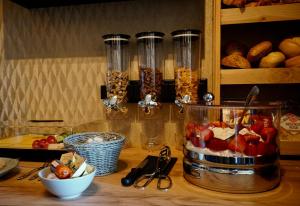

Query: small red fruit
[261,116,273,128]
[244,143,258,156]
[250,122,264,134]
[195,127,214,142]
[257,142,266,156]
[207,138,228,151]
[55,165,73,179]
[185,122,196,140]
[244,134,260,144]
[47,135,57,144]
[261,127,277,143]
[32,140,40,149]
[228,135,247,153]
[39,139,49,149]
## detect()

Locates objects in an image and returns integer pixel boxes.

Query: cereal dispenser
[172,29,201,109]
[102,34,131,147]
[136,32,165,150]
[183,102,281,193]
[102,34,131,112]
[136,31,164,112]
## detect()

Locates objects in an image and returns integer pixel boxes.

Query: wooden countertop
[1,148,300,205]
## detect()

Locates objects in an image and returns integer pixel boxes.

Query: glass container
[136,32,164,101]
[183,103,281,193]
[172,29,201,103]
[103,34,131,104]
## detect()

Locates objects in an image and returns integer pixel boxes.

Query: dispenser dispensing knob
[103,95,127,113]
[203,92,214,106]
[174,95,191,113]
[138,94,158,114]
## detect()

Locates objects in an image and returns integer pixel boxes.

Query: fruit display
[31,133,70,149]
[47,152,93,180]
[184,107,280,157]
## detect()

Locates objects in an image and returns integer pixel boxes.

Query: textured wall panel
[0,0,203,126]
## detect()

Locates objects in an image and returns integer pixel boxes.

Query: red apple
[47,135,57,144]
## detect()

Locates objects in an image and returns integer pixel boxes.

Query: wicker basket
[63,132,125,176]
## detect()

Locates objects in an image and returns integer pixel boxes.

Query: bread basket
[63,132,125,176]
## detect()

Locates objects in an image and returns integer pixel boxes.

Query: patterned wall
[0,0,203,128]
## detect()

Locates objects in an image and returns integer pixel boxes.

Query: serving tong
[134,146,172,191]
[17,161,49,180]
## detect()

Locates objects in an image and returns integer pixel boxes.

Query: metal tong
[134,146,172,191]
[17,161,49,180]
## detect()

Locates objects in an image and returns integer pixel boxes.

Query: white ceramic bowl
[38,166,96,199]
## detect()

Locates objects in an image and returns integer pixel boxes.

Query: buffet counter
[1,148,300,206]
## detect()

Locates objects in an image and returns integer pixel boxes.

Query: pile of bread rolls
[223,0,300,8]
[221,37,300,69]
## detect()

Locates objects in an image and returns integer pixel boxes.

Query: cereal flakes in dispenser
[172,29,201,104]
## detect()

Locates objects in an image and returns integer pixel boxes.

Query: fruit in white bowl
[38,165,96,199]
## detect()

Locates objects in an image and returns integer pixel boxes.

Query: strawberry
[228,135,247,153]
[261,127,277,143]
[195,127,214,142]
[185,122,196,140]
[190,135,200,147]
[244,134,260,144]
[257,142,266,155]
[190,136,206,148]
[261,116,273,128]
[210,121,227,128]
[250,122,264,134]
[207,138,228,151]
[265,143,277,155]
[244,143,258,156]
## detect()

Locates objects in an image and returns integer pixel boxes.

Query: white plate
[0,157,19,177]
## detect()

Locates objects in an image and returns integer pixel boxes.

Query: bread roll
[247,41,272,62]
[223,0,246,7]
[279,38,300,58]
[221,54,251,69]
[285,56,300,68]
[225,41,247,56]
[259,52,285,68]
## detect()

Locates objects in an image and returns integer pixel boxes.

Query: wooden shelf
[10,0,129,9]
[221,67,300,85]
[221,3,300,25]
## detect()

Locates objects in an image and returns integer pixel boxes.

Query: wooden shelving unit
[210,0,300,155]
[221,68,300,85]
[221,3,300,25]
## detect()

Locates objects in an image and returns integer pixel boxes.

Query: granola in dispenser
[106,71,129,103]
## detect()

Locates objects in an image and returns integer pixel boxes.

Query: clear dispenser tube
[136,32,164,101]
[103,34,130,104]
[172,29,201,104]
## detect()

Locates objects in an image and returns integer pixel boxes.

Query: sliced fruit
[244,143,258,156]
[210,121,227,128]
[250,121,264,134]
[244,134,260,144]
[261,127,277,143]
[195,127,214,142]
[228,135,247,153]
[257,142,266,155]
[206,138,228,151]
